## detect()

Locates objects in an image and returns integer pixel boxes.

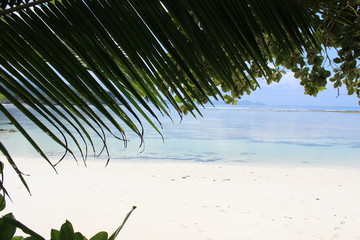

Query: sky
[239,72,359,107]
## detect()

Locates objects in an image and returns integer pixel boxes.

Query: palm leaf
[1,0,353,192]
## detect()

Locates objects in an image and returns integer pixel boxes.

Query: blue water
[1,103,359,166]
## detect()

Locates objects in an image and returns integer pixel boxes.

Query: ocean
[1,103,359,167]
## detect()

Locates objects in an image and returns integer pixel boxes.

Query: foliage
[0,210,136,240]
[0,162,136,240]
[288,0,360,100]
[0,0,359,192]
[1,0,46,10]
[324,1,360,99]
[0,1,358,239]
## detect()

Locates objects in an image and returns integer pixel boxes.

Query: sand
[2,158,360,240]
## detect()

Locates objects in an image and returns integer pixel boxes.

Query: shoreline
[3,158,360,240]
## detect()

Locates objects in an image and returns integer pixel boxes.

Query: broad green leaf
[11,237,24,240]
[0,213,16,240]
[333,57,342,64]
[74,232,87,240]
[59,221,75,240]
[0,194,5,211]
[89,232,108,240]
[1,214,45,240]
[50,229,60,240]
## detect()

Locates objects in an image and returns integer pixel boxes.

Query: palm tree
[0,0,359,193]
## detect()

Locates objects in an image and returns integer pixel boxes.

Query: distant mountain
[237,100,266,106]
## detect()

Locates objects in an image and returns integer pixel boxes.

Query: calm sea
[1,103,359,167]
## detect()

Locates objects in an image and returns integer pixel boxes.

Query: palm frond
[0,0,352,181]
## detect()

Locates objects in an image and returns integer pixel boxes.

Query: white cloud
[241,72,359,106]
[259,72,301,91]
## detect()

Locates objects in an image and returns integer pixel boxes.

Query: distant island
[236,100,266,106]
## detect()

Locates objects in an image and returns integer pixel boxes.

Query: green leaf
[108,206,136,240]
[333,57,342,64]
[89,232,108,240]
[0,161,4,174]
[1,214,45,240]
[1,0,359,195]
[0,194,5,212]
[11,237,24,240]
[74,232,87,240]
[0,140,30,194]
[50,229,60,240]
[348,87,355,95]
[334,81,342,88]
[59,221,75,240]
[0,213,16,240]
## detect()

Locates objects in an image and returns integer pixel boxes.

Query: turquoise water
[1,104,359,166]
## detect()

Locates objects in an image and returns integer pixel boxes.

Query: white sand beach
[3,158,360,240]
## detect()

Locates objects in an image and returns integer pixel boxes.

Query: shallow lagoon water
[1,104,359,167]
